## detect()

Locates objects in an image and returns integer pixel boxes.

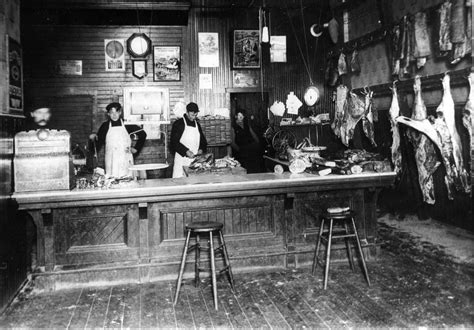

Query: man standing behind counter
[170,102,207,178]
[89,102,146,178]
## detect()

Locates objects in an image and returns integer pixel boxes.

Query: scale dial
[304,85,320,106]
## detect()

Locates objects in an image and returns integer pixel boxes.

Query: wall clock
[304,85,320,106]
[127,33,152,58]
[105,40,124,59]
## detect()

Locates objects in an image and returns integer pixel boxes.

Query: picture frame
[232,30,260,69]
[132,59,147,79]
[153,46,181,81]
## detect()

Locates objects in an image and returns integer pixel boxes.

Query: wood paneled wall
[23,25,185,133]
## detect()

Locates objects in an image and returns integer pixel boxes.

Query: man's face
[187,111,198,121]
[31,108,51,126]
[108,108,121,121]
[236,112,245,124]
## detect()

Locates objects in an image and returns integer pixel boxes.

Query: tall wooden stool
[174,221,234,310]
[312,209,370,289]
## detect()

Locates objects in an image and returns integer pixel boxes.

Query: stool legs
[312,218,325,275]
[195,234,200,287]
[219,230,235,290]
[351,217,370,286]
[323,219,334,290]
[209,232,218,310]
[344,222,355,271]
[174,229,192,305]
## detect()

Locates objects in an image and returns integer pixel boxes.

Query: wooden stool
[312,210,370,289]
[174,221,234,310]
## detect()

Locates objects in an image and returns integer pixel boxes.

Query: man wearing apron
[89,102,147,178]
[170,102,208,178]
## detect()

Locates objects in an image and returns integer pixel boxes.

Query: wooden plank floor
[1,222,473,328]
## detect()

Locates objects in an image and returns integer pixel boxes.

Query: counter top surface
[12,172,396,208]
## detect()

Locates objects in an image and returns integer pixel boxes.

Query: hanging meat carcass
[340,91,366,146]
[390,24,401,75]
[362,90,377,147]
[332,85,348,139]
[463,72,473,148]
[450,0,468,64]
[436,73,470,193]
[396,76,442,204]
[389,82,402,175]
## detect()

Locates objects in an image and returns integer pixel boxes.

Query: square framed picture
[132,60,147,79]
[232,30,260,69]
[153,46,181,81]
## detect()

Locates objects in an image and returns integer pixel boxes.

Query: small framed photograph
[153,46,181,81]
[132,59,147,79]
[232,30,260,69]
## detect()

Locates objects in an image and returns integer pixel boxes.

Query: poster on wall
[56,60,83,75]
[233,70,260,88]
[153,46,181,81]
[198,32,219,67]
[199,73,213,89]
[104,39,125,71]
[232,30,260,69]
[7,35,23,114]
[270,36,287,63]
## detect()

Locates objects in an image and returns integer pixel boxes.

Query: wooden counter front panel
[146,195,285,264]
[53,204,139,266]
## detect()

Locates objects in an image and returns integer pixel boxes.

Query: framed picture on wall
[104,39,125,72]
[153,46,181,81]
[132,60,147,79]
[232,30,260,69]
[6,35,23,115]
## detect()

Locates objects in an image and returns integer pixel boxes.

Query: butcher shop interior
[0,0,473,327]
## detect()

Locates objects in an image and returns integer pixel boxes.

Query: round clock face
[105,40,124,59]
[304,86,320,106]
[130,36,148,56]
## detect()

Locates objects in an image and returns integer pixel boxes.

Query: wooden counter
[12,172,396,290]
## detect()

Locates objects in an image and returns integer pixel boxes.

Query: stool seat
[322,210,355,220]
[186,221,224,232]
[312,208,370,289]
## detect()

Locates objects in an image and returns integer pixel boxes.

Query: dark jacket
[95,119,147,157]
[170,115,207,157]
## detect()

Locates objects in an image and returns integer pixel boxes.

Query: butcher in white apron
[170,102,208,178]
[89,102,147,178]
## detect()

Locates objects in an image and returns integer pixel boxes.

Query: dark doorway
[230,92,268,173]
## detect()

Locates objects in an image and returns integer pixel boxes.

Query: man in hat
[23,106,53,131]
[89,102,147,178]
[170,102,207,178]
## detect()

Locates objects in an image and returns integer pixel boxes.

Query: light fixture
[260,5,270,44]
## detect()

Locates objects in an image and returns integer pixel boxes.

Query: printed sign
[7,36,23,114]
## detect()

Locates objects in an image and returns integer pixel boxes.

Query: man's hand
[197,149,203,155]
[130,147,138,154]
[89,133,98,141]
[185,150,195,158]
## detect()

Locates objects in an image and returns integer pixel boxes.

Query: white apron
[172,118,200,178]
[105,120,134,178]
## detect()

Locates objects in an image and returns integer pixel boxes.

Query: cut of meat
[340,91,365,146]
[432,115,456,200]
[450,0,466,43]
[463,72,473,149]
[396,76,441,204]
[413,12,431,61]
[389,83,402,175]
[338,53,348,75]
[436,73,470,193]
[362,90,377,147]
[438,1,453,54]
[332,85,348,139]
